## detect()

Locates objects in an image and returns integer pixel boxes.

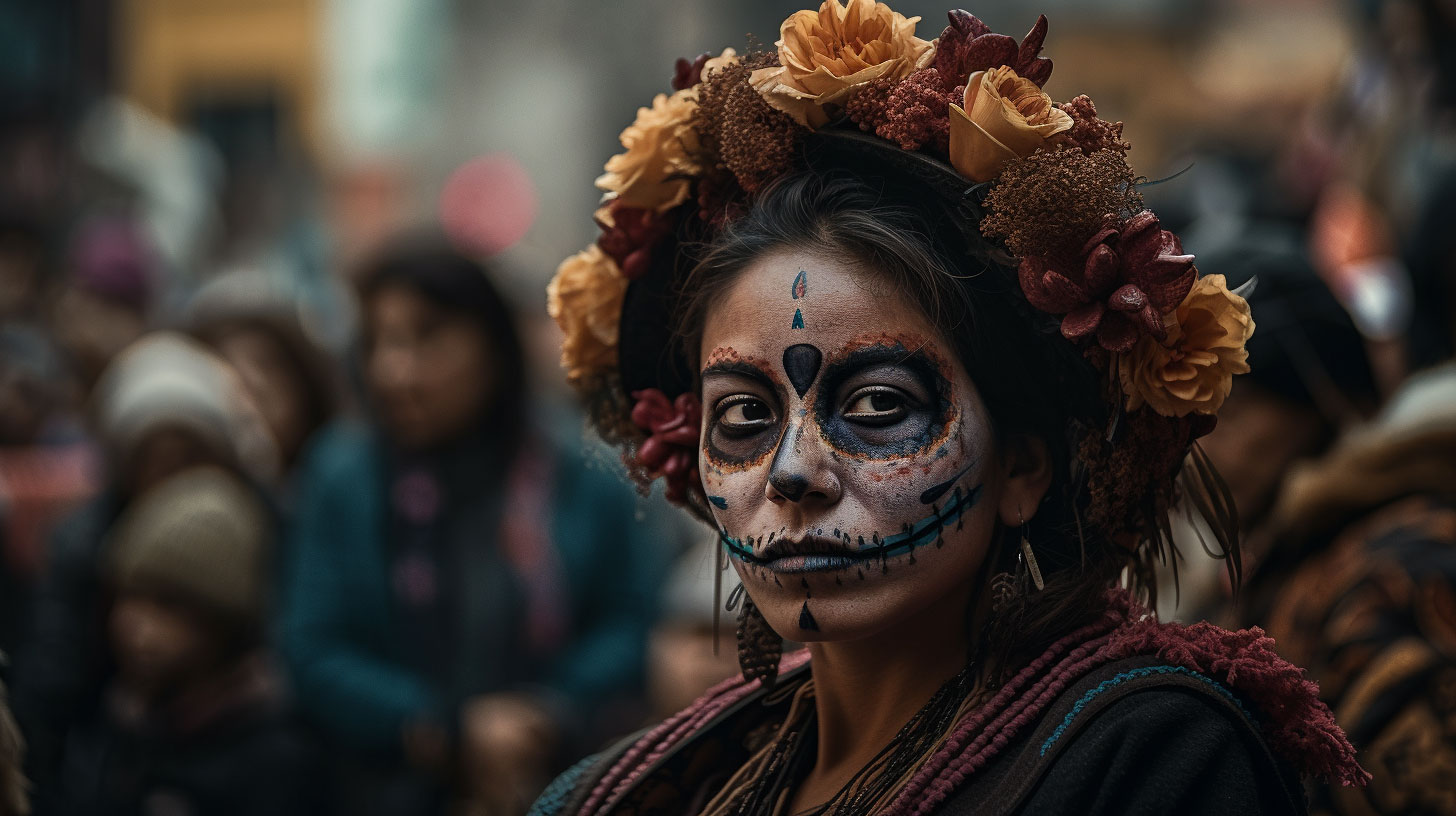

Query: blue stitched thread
[1038,666,1253,757]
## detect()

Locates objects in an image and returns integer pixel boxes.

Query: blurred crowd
[1,0,1456,815]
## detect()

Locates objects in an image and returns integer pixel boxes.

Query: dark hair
[357,236,527,455]
[192,311,340,466]
[674,164,1126,679]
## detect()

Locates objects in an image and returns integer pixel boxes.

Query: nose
[766,422,840,505]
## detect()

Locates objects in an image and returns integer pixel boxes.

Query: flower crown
[548,1,1254,535]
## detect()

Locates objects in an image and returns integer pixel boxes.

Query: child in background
[52,467,315,816]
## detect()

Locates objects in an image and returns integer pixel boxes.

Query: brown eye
[717,396,776,436]
[843,387,911,427]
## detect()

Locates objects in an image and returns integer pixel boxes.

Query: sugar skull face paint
[699,249,1001,643]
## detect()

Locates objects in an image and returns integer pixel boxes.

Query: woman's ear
[997,435,1054,527]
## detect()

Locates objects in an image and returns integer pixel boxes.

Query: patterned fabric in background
[1267,495,1456,815]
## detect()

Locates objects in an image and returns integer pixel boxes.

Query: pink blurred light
[438,153,538,257]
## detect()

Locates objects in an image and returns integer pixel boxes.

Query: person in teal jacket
[280,237,675,816]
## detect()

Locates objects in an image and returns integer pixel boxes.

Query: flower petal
[1062,301,1105,339]
[1096,313,1138,352]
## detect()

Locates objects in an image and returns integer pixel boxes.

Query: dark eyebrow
[700,360,776,385]
[831,342,935,372]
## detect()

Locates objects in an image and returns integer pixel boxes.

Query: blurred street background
[1,0,1455,814]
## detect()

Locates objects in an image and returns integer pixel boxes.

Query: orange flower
[1119,274,1255,417]
[596,88,701,212]
[547,245,627,385]
[949,66,1072,182]
[750,0,934,129]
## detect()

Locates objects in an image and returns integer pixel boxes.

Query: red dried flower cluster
[629,389,702,504]
[1019,211,1195,352]
[596,200,671,281]
[1058,95,1130,156]
[863,69,963,153]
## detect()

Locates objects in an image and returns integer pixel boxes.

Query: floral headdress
[548,1,1254,544]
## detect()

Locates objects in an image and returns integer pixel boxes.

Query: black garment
[53,689,320,816]
[11,494,121,813]
[1004,690,1297,814]
[535,657,1305,815]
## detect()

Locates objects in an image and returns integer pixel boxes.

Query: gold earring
[1019,509,1045,592]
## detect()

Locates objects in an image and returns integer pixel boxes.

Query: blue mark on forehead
[792,270,807,299]
[791,308,805,330]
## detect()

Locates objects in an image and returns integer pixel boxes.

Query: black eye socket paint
[701,359,784,467]
[814,343,954,459]
[783,343,822,399]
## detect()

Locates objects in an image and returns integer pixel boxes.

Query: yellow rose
[1119,274,1255,417]
[949,66,1073,182]
[749,0,934,129]
[596,88,701,213]
[547,245,628,385]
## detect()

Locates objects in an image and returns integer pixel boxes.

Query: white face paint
[698,248,1001,642]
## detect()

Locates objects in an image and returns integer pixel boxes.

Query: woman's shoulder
[1019,668,1305,815]
[295,420,383,485]
[529,654,811,816]
[937,656,1307,816]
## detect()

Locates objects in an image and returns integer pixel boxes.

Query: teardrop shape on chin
[798,601,819,632]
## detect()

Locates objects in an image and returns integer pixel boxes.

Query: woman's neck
[793,584,974,809]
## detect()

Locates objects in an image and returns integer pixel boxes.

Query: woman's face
[698,249,1001,643]
[214,327,310,465]
[366,285,494,451]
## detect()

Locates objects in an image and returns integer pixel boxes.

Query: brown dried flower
[980,148,1143,261]
[696,55,806,195]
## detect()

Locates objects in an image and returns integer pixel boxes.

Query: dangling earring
[728,584,782,688]
[1019,509,1045,592]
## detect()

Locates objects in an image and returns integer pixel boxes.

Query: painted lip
[757,535,871,574]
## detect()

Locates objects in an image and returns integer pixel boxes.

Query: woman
[281,238,672,815]
[539,3,1367,813]
[187,270,342,495]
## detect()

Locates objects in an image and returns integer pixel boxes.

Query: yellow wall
[118,0,321,155]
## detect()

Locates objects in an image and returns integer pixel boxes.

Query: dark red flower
[596,200,670,280]
[935,11,1053,89]
[673,53,712,91]
[1018,211,1196,352]
[630,389,702,504]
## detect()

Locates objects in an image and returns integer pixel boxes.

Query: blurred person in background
[1237,362,1456,814]
[187,269,342,504]
[646,548,741,721]
[51,467,315,816]
[0,326,95,656]
[10,332,267,814]
[1200,242,1377,539]
[1304,0,1456,392]
[0,210,48,324]
[280,237,672,816]
[48,216,154,395]
[0,676,25,816]
[1159,236,1381,621]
